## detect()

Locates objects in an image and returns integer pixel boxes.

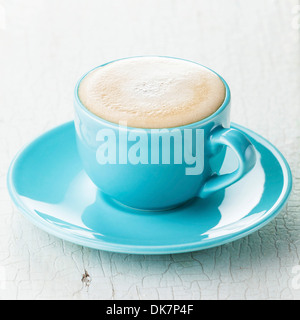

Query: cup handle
[199,127,257,198]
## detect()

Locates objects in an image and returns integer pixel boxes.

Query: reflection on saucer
[7,122,292,254]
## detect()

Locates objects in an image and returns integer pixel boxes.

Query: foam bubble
[78,57,226,128]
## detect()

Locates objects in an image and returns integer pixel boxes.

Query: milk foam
[78,57,226,128]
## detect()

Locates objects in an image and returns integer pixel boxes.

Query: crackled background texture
[0,0,300,300]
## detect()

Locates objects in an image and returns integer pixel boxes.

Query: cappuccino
[78,57,226,128]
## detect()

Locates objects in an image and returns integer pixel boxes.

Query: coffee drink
[78,57,226,128]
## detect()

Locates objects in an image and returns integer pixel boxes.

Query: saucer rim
[7,121,293,255]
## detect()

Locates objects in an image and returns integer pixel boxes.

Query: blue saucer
[7,122,292,254]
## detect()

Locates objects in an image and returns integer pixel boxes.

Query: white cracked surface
[0,0,299,300]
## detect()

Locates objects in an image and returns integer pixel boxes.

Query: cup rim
[74,56,231,131]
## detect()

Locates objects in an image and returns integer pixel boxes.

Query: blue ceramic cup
[74,57,256,211]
